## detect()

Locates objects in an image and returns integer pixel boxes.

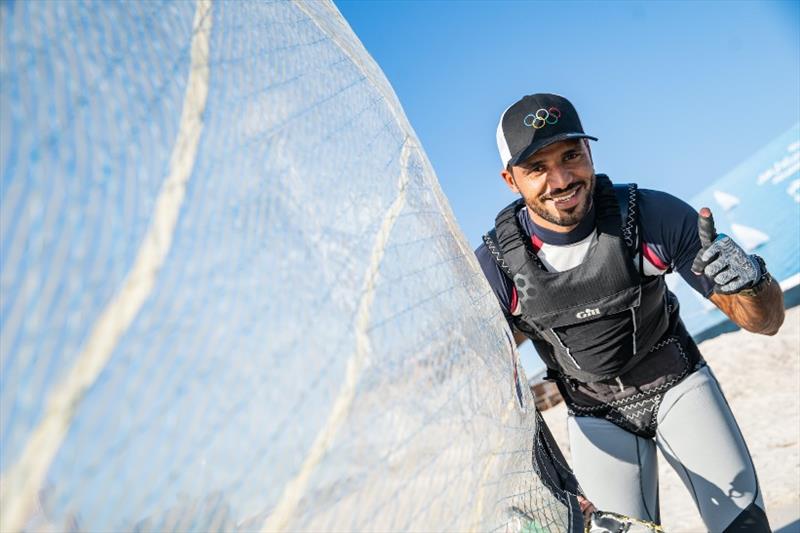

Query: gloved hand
[691,207,763,294]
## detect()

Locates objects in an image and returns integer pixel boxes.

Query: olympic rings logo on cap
[523,107,561,129]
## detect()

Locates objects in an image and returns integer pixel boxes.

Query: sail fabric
[0,1,580,531]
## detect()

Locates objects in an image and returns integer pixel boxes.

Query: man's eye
[526,165,545,174]
[564,152,580,161]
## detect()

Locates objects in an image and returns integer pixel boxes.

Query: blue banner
[668,124,800,338]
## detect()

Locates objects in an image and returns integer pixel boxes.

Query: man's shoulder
[607,178,684,204]
[475,235,505,275]
[604,176,692,215]
[634,187,697,224]
[636,186,689,204]
[474,237,516,314]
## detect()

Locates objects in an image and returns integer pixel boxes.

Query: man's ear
[501,167,519,193]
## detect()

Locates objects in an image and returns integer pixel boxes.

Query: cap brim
[509,133,598,166]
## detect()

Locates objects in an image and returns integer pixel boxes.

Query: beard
[526,174,595,227]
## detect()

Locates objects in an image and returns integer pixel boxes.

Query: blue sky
[337,0,799,246]
[337,0,800,375]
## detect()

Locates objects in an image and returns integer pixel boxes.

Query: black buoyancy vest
[484,175,671,383]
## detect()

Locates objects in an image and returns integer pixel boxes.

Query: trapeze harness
[483,175,704,438]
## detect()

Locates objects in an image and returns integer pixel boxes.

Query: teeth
[552,189,577,203]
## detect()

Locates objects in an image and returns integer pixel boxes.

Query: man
[476,93,784,532]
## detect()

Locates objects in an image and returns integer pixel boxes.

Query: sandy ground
[542,306,800,532]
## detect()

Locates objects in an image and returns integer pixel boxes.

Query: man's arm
[708,283,784,335]
[693,207,785,335]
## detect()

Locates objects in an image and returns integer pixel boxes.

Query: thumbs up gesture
[691,208,764,294]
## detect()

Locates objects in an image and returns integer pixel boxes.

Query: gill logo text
[576,308,601,319]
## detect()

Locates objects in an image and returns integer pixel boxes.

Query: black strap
[613,182,642,275]
[482,230,513,278]
[493,199,544,277]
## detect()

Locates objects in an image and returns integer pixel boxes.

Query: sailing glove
[691,208,763,295]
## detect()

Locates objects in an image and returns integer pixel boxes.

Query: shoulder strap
[482,229,513,278]
[613,182,640,270]
[485,198,547,279]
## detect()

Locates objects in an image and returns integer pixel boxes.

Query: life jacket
[483,175,703,437]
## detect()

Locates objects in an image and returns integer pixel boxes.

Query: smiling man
[476,93,784,532]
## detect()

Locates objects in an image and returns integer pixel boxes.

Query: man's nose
[547,164,572,191]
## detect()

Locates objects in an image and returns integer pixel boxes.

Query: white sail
[731,223,770,252]
[0,2,578,532]
[713,190,741,211]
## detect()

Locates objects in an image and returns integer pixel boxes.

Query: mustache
[540,182,582,202]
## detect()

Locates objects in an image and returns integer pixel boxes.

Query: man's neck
[529,213,579,233]
[522,203,597,246]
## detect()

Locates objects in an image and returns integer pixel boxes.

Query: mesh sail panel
[0,1,581,531]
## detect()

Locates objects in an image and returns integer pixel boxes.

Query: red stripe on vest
[642,243,669,270]
[531,234,543,253]
[510,286,519,314]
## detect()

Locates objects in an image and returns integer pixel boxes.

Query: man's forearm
[709,280,785,335]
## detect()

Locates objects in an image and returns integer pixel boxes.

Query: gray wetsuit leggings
[568,365,770,532]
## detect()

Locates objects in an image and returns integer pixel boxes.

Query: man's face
[500,139,595,231]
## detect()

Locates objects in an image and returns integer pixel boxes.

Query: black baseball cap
[496,93,597,168]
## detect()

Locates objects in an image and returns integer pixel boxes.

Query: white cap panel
[496,104,513,168]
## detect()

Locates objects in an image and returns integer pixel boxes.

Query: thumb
[691,207,718,275]
[697,207,717,248]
